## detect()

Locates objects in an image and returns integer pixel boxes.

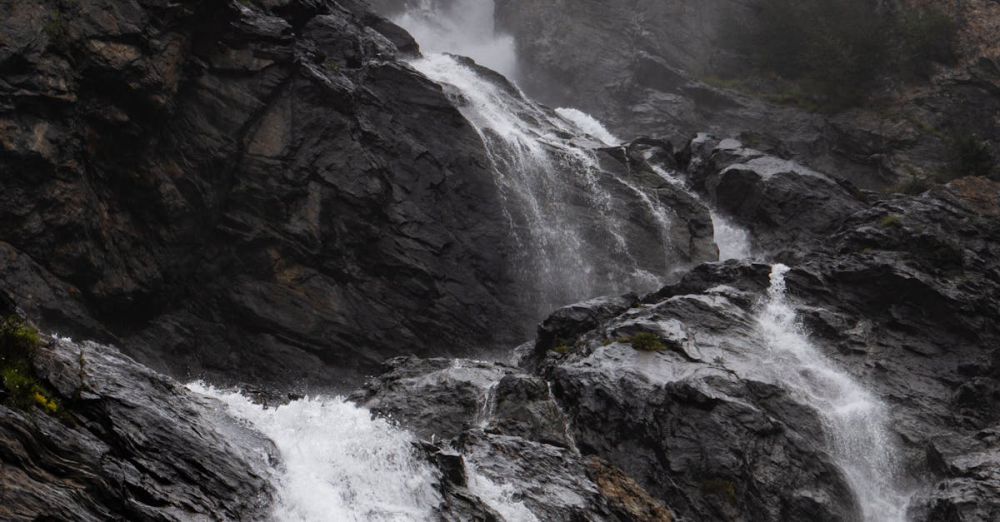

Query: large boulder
[681,135,867,252]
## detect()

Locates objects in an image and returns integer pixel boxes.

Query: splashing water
[187,383,442,522]
[554,108,621,146]
[757,265,911,521]
[392,0,517,78]
[466,463,540,522]
[393,0,683,313]
[650,165,753,260]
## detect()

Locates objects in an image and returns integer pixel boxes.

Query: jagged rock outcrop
[0,326,276,521]
[680,135,868,252]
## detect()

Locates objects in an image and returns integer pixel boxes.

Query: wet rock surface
[528,175,1000,521]
[350,163,1000,521]
[353,355,676,521]
[0,0,719,389]
[681,135,868,252]
[2,0,1000,520]
[0,0,532,388]
[0,330,277,521]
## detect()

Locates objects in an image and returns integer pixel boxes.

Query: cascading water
[397,10,681,310]
[757,265,911,521]
[188,383,539,521]
[187,383,442,522]
[650,164,752,260]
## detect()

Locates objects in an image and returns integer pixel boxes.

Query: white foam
[710,210,752,261]
[466,463,540,521]
[650,165,753,261]
[757,265,912,521]
[187,383,442,522]
[555,107,621,146]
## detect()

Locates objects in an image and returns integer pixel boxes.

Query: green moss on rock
[0,316,60,414]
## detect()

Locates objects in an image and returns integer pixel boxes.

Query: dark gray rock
[353,355,676,521]
[494,0,1000,190]
[681,136,868,253]
[0,0,525,387]
[0,334,277,521]
[521,179,1000,522]
[0,0,721,390]
[537,283,860,522]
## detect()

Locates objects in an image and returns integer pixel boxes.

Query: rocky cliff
[3,0,1000,520]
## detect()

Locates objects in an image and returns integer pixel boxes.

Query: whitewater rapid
[188,383,539,521]
[758,265,911,521]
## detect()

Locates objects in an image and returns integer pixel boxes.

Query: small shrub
[895,175,932,195]
[627,332,667,352]
[0,316,40,368]
[896,7,958,79]
[948,134,995,181]
[552,343,573,355]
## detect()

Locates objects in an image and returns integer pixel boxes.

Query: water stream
[758,265,911,521]
[406,45,671,311]
[186,2,910,521]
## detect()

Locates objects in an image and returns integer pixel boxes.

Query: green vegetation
[947,134,996,181]
[702,478,738,505]
[722,0,959,110]
[879,214,903,228]
[552,343,573,355]
[626,332,667,353]
[42,12,65,45]
[897,8,959,79]
[551,336,577,354]
[1,317,60,415]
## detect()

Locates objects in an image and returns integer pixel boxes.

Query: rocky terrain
[493,0,1000,190]
[2,0,999,521]
[0,301,276,521]
[349,137,1000,521]
[0,0,717,389]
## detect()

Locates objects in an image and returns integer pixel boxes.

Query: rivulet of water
[757,265,911,521]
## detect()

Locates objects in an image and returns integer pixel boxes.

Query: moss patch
[701,478,738,505]
[625,332,668,353]
[0,317,60,415]
[879,214,903,228]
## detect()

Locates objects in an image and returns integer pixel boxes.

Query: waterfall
[187,384,442,521]
[757,265,911,521]
[393,3,682,312]
[553,108,620,146]
[650,165,752,261]
[392,0,517,79]
[188,383,540,521]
